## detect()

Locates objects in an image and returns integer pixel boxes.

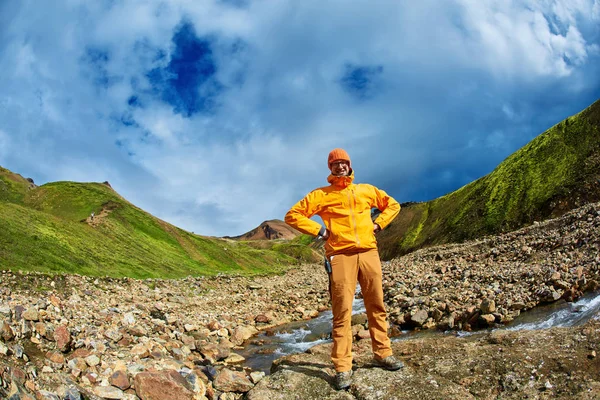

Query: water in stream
[238,290,600,374]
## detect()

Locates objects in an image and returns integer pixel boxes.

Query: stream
[237,289,600,374]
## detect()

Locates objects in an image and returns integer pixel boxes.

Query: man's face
[330,160,350,176]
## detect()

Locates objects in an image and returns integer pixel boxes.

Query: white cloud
[0,1,599,236]
[455,0,598,78]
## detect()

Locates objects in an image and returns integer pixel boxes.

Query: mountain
[227,219,301,241]
[377,98,600,260]
[0,170,301,278]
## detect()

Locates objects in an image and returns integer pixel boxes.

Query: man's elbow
[283,211,296,226]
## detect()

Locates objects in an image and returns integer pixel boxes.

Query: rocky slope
[226,220,301,241]
[0,201,599,399]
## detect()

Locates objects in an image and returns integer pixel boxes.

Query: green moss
[0,179,301,278]
[378,99,600,259]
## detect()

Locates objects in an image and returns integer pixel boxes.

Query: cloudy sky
[1,1,599,237]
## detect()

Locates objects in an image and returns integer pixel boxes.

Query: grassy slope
[0,177,297,278]
[0,166,32,204]
[378,99,600,260]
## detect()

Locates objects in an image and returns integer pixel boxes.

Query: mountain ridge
[376,98,600,259]
[0,171,300,278]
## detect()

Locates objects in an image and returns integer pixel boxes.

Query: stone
[410,309,429,327]
[250,371,265,384]
[68,357,88,376]
[134,370,195,400]
[94,386,125,399]
[351,313,368,326]
[200,343,230,362]
[64,386,82,400]
[254,314,272,323]
[231,326,258,346]
[104,328,124,342]
[180,370,207,396]
[54,325,71,352]
[122,312,136,325]
[1,320,15,341]
[85,354,101,367]
[34,321,47,337]
[479,314,496,326]
[0,305,11,317]
[480,299,496,314]
[22,307,39,321]
[128,325,148,337]
[0,341,10,355]
[357,329,371,340]
[109,370,130,390]
[206,320,222,331]
[213,368,254,393]
[224,353,246,364]
[13,305,25,320]
[12,343,24,358]
[37,390,60,399]
[131,343,151,358]
[46,350,66,364]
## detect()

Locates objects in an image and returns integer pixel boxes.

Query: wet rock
[479,314,496,326]
[213,368,254,393]
[230,326,258,346]
[410,309,429,327]
[250,371,265,384]
[199,343,230,362]
[224,353,245,364]
[351,313,368,326]
[254,313,272,324]
[480,299,496,314]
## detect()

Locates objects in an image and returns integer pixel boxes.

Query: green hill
[0,173,300,278]
[378,98,600,259]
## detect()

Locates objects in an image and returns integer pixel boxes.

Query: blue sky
[1,1,599,237]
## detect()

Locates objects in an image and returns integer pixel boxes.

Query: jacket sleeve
[372,186,400,229]
[284,190,324,236]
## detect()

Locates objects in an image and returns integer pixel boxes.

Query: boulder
[213,368,254,393]
[134,370,195,400]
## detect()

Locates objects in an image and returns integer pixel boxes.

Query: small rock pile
[0,264,330,399]
[382,201,600,331]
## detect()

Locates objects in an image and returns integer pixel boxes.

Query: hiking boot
[374,355,404,371]
[334,370,353,390]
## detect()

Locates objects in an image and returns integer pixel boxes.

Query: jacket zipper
[348,189,360,246]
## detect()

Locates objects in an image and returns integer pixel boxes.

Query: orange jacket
[285,171,400,256]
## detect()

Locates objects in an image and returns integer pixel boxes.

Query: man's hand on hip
[373,223,381,234]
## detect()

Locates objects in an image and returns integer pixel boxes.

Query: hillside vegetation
[0,172,298,278]
[378,98,600,260]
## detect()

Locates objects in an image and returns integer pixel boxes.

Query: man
[285,148,404,390]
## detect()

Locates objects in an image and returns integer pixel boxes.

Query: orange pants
[329,249,392,372]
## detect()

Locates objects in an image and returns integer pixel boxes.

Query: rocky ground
[0,201,599,399]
